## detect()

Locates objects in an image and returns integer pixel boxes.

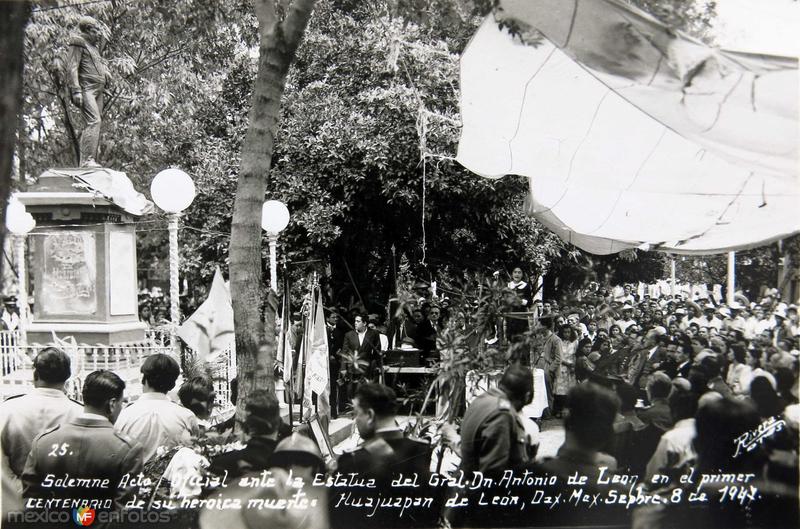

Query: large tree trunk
[0,2,30,290]
[229,0,316,428]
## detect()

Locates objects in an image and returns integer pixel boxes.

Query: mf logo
[72,507,96,526]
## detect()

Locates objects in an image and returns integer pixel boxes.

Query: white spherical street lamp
[150,168,196,354]
[261,200,290,235]
[150,168,196,214]
[261,200,290,292]
[5,198,36,345]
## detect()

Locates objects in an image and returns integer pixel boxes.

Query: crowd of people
[1,269,798,528]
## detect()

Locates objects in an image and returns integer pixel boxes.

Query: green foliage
[179,0,568,308]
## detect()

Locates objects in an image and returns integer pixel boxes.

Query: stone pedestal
[15,168,151,345]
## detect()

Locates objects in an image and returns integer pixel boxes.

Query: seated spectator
[634,399,765,529]
[115,354,198,463]
[522,384,625,527]
[22,370,143,512]
[0,348,82,517]
[645,388,698,481]
[748,376,787,419]
[209,390,282,479]
[638,372,674,432]
[610,382,647,471]
[700,356,734,399]
[531,383,620,476]
[775,367,798,404]
[268,432,326,480]
[178,375,216,428]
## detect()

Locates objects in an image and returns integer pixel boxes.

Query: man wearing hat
[616,304,637,333]
[700,303,723,331]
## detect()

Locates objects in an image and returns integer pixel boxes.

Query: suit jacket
[533,333,562,376]
[341,328,382,377]
[22,415,143,511]
[334,429,434,528]
[637,398,673,432]
[627,346,666,389]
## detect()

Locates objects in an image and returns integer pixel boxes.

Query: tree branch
[254,0,278,30]
[281,0,317,55]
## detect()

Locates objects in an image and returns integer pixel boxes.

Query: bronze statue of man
[66,16,111,168]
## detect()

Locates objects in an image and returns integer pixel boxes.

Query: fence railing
[0,330,25,376]
[1,330,238,423]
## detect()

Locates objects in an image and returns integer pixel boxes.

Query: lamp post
[150,169,196,354]
[261,200,290,292]
[5,199,36,346]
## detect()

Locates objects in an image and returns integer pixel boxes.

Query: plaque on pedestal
[15,167,153,345]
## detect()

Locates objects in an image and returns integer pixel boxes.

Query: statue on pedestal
[65,16,111,168]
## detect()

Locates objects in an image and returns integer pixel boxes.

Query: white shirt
[646,418,696,480]
[0,387,82,514]
[115,392,198,463]
[357,329,367,346]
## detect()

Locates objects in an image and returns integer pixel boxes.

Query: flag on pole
[302,286,331,421]
[176,268,234,361]
[278,281,294,384]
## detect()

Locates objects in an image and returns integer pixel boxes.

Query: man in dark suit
[627,328,668,399]
[326,311,346,416]
[22,370,143,514]
[637,372,674,432]
[334,383,433,528]
[209,390,281,479]
[660,341,693,379]
[340,313,382,382]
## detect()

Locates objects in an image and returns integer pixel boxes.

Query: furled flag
[277,277,295,384]
[302,287,331,421]
[177,268,234,362]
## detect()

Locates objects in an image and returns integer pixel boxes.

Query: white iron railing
[0,330,238,424]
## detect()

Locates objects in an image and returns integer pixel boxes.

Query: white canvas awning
[457,0,799,255]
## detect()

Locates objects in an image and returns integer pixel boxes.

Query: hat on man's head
[674,308,686,315]
[621,304,634,311]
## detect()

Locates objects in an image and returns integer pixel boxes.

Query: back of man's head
[140,354,180,393]
[33,347,71,385]
[178,376,216,419]
[498,365,533,410]
[245,390,281,437]
[647,372,672,401]
[83,370,125,409]
[668,388,699,421]
[700,355,721,378]
[564,383,620,451]
[695,398,759,469]
[354,383,397,418]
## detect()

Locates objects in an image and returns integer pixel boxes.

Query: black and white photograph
[0,0,798,528]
